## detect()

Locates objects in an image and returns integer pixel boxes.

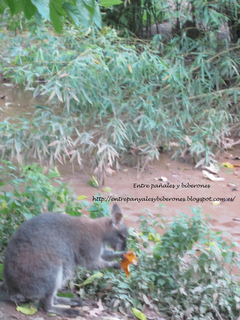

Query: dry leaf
[48,140,60,147]
[88,308,102,317]
[225,154,237,159]
[222,162,234,169]
[228,182,237,191]
[87,299,104,317]
[59,73,68,78]
[222,138,235,149]
[159,176,168,182]
[121,250,138,278]
[127,64,132,73]
[202,170,224,182]
[142,294,151,306]
[55,304,71,308]
[113,299,121,308]
[97,299,104,312]
[93,59,102,66]
[184,136,192,145]
[232,156,240,160]
[234,169,240,177]
[102,317,122,320]
[169,142,180,147]
[127,64,133,73]
[202,163,219,174]
[154,176,167,182]
[142,304,159,320]
[213,292,218,304]
[105,167,116,176]
[80,306,90,312]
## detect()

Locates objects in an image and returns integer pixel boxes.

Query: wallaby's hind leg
[54,296,84,307]
[38,294,81,317]
[38,266,83,317]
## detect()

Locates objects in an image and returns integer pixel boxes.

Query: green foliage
[76,207,240,320]
[77,272,103,287]
[86,194,111,218]
[57,292,74,298]
[132,308,146,320]
[1,0,101,33]
[102,0,167,36]
[0,160,83,255]
[100,0,122,8]
[88,175,99,188]
[16,304,37,315]
[138,209,164,248]
[0,263,3,280]
[153,210,201,260]
[1,21,239,176]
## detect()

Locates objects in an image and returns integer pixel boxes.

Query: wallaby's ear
[111,204,123,228]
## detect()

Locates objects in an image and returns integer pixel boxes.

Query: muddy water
[1,84,240,249]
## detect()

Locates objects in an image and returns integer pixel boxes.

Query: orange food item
[121,250,138,278]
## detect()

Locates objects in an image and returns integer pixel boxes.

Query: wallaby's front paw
[112,262,121,269]
[121,251,128,259]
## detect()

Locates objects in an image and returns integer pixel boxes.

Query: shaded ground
[0,300,128,320]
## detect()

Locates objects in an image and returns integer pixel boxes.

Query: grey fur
[1,203,127,317]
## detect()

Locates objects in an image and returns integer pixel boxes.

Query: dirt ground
[60,152,240,236]
[0,83,240,320]
[0,300,130,320]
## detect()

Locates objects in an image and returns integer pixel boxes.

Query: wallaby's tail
[0,283,9,301]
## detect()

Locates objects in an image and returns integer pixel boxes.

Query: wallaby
[0,203,127,318]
